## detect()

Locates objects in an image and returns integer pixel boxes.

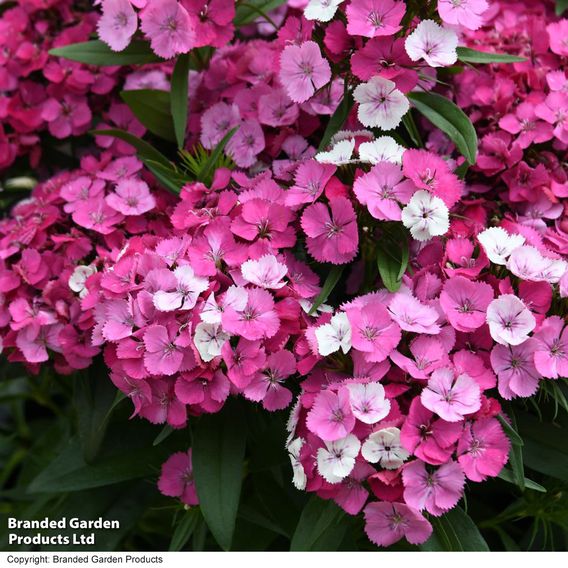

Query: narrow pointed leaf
[234,0,287,26]
[377,225,409,292]
[50,40,162,66]
[308,265,344,315]
[120,90,176,142]
[197,126,239,184]
[456,47,527,63]
[497,468,546,492]
[171,53,191,148]
[408,91,478,164]
[169,509,201,551]
[318,83,354,151]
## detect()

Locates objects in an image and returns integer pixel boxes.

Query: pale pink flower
[402,460,465,516]
[533,316,568,379]
[240,254,287,289]
[490,339,541,399]
[317,434,361,483]
[390,336,448,379]
[153,266,209,312]
[353,77,409,130]
[347,382,390,424]
[457,418,510,482]
[358,136,405,165]
[507,246,567,284]
[486,294,536,346]
[143,325,195,376]
[301,197,359,264]
[364,502,432,547]
[388,291,440,334]
[307,387,356,441]
[105,178,156,216]
[439,276,493,333]
[361,427,409,469]
[226,120,265,168]
[97,0,138,52]
[405,20,458,67]
[140,0,196,59]
[438,0,489,31]
[193,322,229,362]
[346,0,405,38]
[200,102,241,149]
[421,367,481,422]
[279,41,331,104]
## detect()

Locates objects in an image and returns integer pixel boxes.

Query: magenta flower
[321,461,375,515]
[41,95,92,139]
[285,160,336,207]
[402,460,465,516]
[222,338,266,389]
[421,367,481,422]
[140,0,196,59]
[157,449,198,506]
[307,387,356,441]
[390,336,449,380]
[143,324,195,376]
[533,316,568,379]
[438,0,489,31]
[279,41,331,104]
[346,0,405,38]
[457,418,510,482]
[16,324,62,363]
[139,379,187,427]
[105,177,156,216]
[353,161,415,221]
[486,294,536,346]
[364,502,432,547]
[97,0,138,52]
[301,197,359,265]
[226,119,265,168]
[72,198,124,235]
[439,276,493,333]
[490,339,541,400]
[102,298,137,341]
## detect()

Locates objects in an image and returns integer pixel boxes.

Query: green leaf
[73,362,118,463]
[91,128,172,168]
[497,414,524,446]
[234,0,286,26]
[408,91,478,164]
[421,506,490,551]
[153,425,174,446]
[171,53,191,148]
[499,411,525,491]
[497,468,546,493]
[197,126,239,185]
[308,265,344,315]
[144,159,189,193]
[318,84,354,151]
[555,0,567,15]
[120,89,176,142]
[169,508,201,551]
[377,225,409,292]
[192,398,246,551]
[401,111,423,148]
[290,496,348,551]
[456,47,527,64]
[49,40,161,66]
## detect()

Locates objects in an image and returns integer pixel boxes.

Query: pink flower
[347,382,390,424]
[301,197,359,264]
[438,0,489,31]
[226,119,265,168]
[258,89,299,127]
[403,460,465,516]
[421,367,481,422]
[439,276,493,333]
[16,324,62,363]
[490,339,541,399]
[307,387,356,441]
[241,254,287,289]
[353,77,409,130]
[400,398,462,465]
[143,324,195,376]
[405,20,458,67]
[72,199,124,234]
[346,299,401,362]
[222,287,280,341]
[140,0,196,59]
[105,177,156,216]
[364,502,432,547]
[353,162,415,221]
[157,449,198,506]
[457,418,510,482]
[279,41,331,104]
[102,298,137,341]
[547,20,568,57]
[139,379,187,427]
[390,336,449,379]
[153,266,209,312]
[200,102,241,149]
[222,338,266,389]
[388,291,440,335]
[486,294,536,346]
[97,0,138,52]
[41,95,92,139]
[323,461,375,515]
[533,316,568,379]
[243,350,295,411]
[285,160,336,207]
[345,0,405,38]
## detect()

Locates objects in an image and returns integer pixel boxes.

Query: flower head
[354,77,409,130]
[405,20,458,67]
[361,427,409,469]
[401,190,450,241]
[307,387,356,441]
[486,294,536,346]
[97,0,138,52]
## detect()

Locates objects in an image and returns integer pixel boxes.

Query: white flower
[478,227,525,265]
[347,382,391,424]
[241,254,287,289]
[286,399,302,445]
[200,286,248,324]
[315,312,352,356]
[401,190,450,241]
[507,245,568,284]
[315,139,355,165]
[193,322,229,362]
[353,77,409,130]
[69,264,97,298]
[153,265,209,312]
[361,427,409,469]
[299,299,334,314]
[405,19,458,67]
[317,434,361,483]
[358,136,405,164]
[304,0,344,22]
[287,437,307,490]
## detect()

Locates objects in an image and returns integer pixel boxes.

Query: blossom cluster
[0,0,567,550]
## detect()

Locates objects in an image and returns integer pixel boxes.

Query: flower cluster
[1,0,567,551]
